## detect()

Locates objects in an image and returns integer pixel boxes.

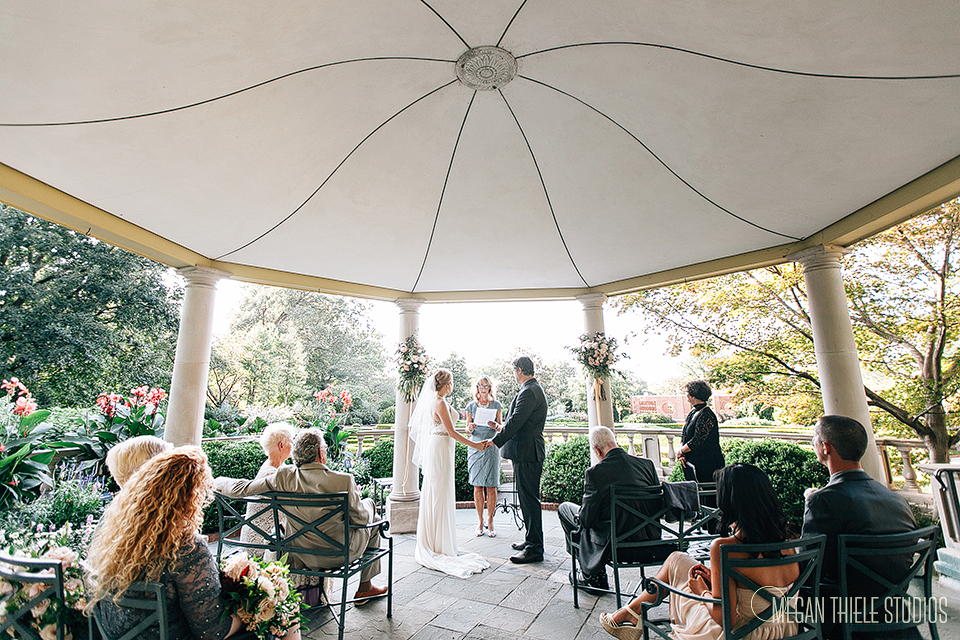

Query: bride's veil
[408,373,437,470]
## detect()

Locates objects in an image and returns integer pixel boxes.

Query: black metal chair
[0,555,65,640]
[215,491,393,640]
[836,525,940,640]
[641,534,827,640]
[88,582,169,640]
[87,580,261,640]
[571,484,718,609]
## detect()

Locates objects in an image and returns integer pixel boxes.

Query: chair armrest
[351,518,391,537]
[641,577,720,609]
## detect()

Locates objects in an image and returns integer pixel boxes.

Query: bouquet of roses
[0,521,92,640]
[568,332,628,401]
[220,552,304,640]
[396,335,430,403]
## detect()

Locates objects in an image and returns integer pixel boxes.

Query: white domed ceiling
[1,1,959,301]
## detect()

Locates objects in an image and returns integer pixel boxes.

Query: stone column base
[386,497,420,534]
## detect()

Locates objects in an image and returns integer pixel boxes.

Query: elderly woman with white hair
[240,422,296,555]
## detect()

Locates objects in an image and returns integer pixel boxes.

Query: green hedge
[201,440,266,534]
[667,438,828,529]
[540,435,591,504]
[361,438,394,480]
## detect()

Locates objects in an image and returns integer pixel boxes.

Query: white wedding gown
[414,401,490,578]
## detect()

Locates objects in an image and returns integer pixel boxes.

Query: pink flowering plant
[396,335,429,403]
[55,385,167,479]
[0,379,55,508]
[312,385,355,461]
[220,552,304,640]
[0,521,92,640]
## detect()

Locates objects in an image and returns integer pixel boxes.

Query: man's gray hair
[589,426,617,452]
[292,428,327,467]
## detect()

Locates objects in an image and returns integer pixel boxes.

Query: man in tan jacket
[213,428,387,604]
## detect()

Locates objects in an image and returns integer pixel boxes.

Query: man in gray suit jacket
[802,415,917,639]
[213,428,387,604]
[488,356,547,563]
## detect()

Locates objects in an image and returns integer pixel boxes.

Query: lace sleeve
[169,535,233,640]
[685,409,714,452]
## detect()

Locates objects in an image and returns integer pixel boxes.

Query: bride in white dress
[409,369,490,578]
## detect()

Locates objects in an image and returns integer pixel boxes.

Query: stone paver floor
[298,508,960,640]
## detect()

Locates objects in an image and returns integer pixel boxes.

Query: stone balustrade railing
[204,425,936,491]
[344,426,933,490]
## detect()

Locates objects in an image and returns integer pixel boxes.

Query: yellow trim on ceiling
[2,154,959,303]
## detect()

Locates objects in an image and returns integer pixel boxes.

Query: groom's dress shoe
[511,542,528,551]
[510,549,543,564]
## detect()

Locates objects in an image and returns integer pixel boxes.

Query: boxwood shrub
[540,435,591,504]
[361,438,394,480]
[201,439,267,534]
[667,438,828,529]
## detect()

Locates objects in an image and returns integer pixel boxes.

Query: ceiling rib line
[419,0,471,49]
[411,92,478,293]
[0,57,455,127]
[215,79,459,261]
[516,42,960,81]
[496,0,529,48]
[519,74,800,241]
[498,89,590,288]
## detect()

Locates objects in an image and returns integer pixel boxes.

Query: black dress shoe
[510,549,543,564]
[511,542,528,551]
[569,570,609,594]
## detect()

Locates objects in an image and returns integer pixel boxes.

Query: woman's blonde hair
[259,422,295,456]
[86,447,213,609]
[434,368,452,390]
[105,435,171,487]
[474,375,496,404]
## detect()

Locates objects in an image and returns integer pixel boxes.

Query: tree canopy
[0,205,182,406]
[213,286,391,409]
[614,199,960,462]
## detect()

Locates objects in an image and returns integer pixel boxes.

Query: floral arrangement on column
[396,335,429,403]
[568,332,627,404]
[220,552,304,640]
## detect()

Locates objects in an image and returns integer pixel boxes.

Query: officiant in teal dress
[465,376,503,538]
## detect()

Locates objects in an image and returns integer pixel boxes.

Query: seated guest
[241,422,296,556]
[105,435,170,487]
[559,426,672,593]
[802,415,918,639]
[213,428,387,605]
[86,447,301,640]
[600,464,800,640]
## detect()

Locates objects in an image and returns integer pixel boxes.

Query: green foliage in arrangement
[539,435,591,504]
[361,438,394,480]
[201,440,267,533]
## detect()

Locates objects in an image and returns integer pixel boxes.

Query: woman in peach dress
[600,464,800,640]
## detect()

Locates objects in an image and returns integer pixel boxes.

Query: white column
[792,245,883,481]
[386,297,425,533]
[166,266,229,447]
[576,293,615,429]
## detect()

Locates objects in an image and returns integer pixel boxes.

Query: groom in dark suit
[489,356,547,563]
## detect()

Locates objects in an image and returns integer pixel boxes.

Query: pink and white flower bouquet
[0,522,93,640]
[396,335,430,403]
[220,552,304,640]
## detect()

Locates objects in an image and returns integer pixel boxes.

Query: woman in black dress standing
[677,380,724,488]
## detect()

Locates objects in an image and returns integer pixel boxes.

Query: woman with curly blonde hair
[86,447,300,640]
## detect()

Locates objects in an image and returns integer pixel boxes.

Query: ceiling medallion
[456,46,517,90]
